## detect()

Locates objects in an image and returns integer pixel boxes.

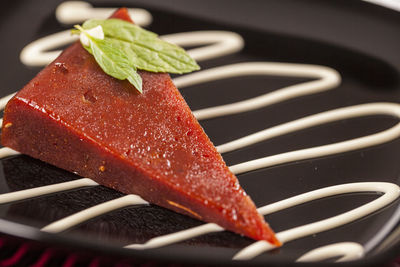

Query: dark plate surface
[0,0,400,266]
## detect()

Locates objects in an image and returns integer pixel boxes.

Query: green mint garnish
[72,19,200,93]
[74,25,143,92]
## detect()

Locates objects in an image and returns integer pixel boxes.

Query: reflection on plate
[0,1,400,265]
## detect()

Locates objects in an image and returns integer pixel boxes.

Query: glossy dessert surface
[1,8,278,245]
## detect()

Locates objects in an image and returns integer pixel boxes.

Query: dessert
[1,8,279,245]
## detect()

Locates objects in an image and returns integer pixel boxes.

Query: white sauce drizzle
[125,222,224,250]
[0,93,16,110]
[20,30,244,68]
[125,182,400,255]
[0,2,398,263]
[0,178,98,205]
[162,31,244,62]
[233,182,400,260]
[0,147,20,158]
[296,242,364,262]
[41,194,148,233]
[227,103,400,174]
[20,1,153,67]
[55,1,152,26]
[174,62,340,120]
[363,0,400,12]
[20,30,78,67]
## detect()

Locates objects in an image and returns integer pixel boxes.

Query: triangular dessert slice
[1,8,279,245]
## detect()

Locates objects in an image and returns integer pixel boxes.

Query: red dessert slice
[1,8,279,245]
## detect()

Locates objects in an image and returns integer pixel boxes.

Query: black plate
[1,0,400,266]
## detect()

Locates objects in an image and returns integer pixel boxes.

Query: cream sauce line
[2,57,399,261]
[55,1,153,26]
[20,29,244,68]
[296,242,364,262]
[228,103,400,174]
[0,178,98,205]
[125,182,400,252]
[162,31,244,62]
[125,222,224,250]
[0,2,397,263]
[21,1,244,67]
[363,0,400,12]
[20,30,78,67]
[0,93,16,111]
[3,175,396,258]
[21,1,153,67]
[20,1,243,67]
[2,103,400,203]
[0,93,17,127]
[41,194,148,233]
[233,182,400,260]
[0,147,20,158]
[216,102,400,154]
[174,62,340,120]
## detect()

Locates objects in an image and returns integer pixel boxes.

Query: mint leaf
[130,38,201,74]
[80,19,200,74]
[83,19,157,42]
[74,25,142,93]
[74,19,200,93]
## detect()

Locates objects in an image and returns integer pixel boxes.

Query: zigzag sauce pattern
[0,1,399,263]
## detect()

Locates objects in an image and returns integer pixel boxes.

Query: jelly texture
[1,8,279,245]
